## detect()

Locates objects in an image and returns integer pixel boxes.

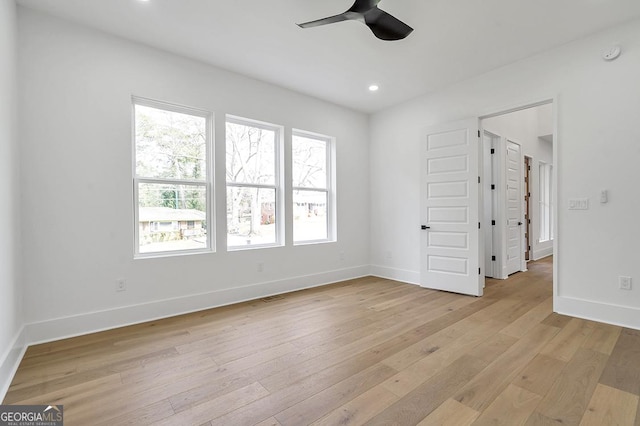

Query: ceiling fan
[297,0,414,41]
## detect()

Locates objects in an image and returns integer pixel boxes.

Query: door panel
[420,119,482,296]
[524,156,531,261]
[506,140,523,275]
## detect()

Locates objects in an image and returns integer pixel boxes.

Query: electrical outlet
[257,262,264,272]
[619,276,632,291]
[116,279,126,292]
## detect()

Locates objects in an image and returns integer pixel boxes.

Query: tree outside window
[226,117,281,248]
[133,99,212,256]
[292,131,334,244]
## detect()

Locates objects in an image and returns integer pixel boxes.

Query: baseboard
[25,265,371,346]
[533,247,553,260]
[370,265,420,285]
[0,325,27,403]
[555,295,640,330]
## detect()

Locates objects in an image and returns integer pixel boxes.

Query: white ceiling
[16,0,640,113]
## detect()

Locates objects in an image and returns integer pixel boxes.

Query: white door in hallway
[420,119,483,296]
[506,140,523,275]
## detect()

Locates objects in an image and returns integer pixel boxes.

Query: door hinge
[478,222,481,229]
[478,130,481,138]
[491,184,495,190]
[478,176,481,184]
[490,148,495,154]
[528,219,531,224]
[492,220,496,226]
[528,246,531,251]
[492,256,496,261]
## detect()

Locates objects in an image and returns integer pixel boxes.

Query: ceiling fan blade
[348,0,383,13]
[364,8,413,41]
[297,13,351,29]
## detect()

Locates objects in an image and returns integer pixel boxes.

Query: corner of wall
[0,326,27,403]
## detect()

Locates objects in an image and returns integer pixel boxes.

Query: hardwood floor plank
[598,361,640,398]
[533,348,609,425]
[579,383,638,426]
[416,398,479,426]
[581,322,621,355]
[598,328,640,396]
[207,361,388,426]
[453,324,559,412]
[381,319,506,398]
[472,384,541,426]
[501,296,553,338]
[274,363,397,426]
[379,316,479,372]
[524,411,565,426]
[1,373,122,406]
[156,382,269,426]
[259,296,486,393]
[512,354,567,397]
[255,418,282,426]
[540,317,596,362]
[93,399,175,426]
[310,386,399,426]
[541,312,573,329]
[364,355,488,426]
[466,330,518,364]
[120,350,217,386]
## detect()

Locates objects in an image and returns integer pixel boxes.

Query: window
[133,99,212,256]
[226,116,282,249]
[292,131,334,244]
[539,162,553,242]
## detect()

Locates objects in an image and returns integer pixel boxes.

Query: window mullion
[137,177,207,186]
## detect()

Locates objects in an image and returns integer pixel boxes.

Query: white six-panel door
[420,119,482,296]
[506,140,523,275]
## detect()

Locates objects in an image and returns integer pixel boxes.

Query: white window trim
[538,161,553,243]
[292,129,336,245]
[226,115,284,251]
[132,96,214,258]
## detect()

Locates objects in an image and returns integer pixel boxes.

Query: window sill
[134,248,213,260]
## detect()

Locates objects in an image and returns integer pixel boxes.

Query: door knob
[518,222,523,226]
[421,225,430,230]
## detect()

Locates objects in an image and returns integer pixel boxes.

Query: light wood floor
[4,257,640,425]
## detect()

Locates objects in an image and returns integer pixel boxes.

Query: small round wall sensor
[602,45,621,61]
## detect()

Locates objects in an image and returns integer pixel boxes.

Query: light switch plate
[568,198,589,210]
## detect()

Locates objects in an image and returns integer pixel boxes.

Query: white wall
[483,104,554,263]
[370,18,640,329]
[17,8,370,343]
[0,0,25,399]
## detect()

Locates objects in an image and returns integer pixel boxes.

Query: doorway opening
[419,101,555,298]
[480,102,554,280]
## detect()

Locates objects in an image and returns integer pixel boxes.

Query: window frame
[225,115,284,251]
[291,129,336,245]
[538,161,553,243]
[132,97,214,258]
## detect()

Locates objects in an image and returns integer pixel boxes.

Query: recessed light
[369,85,379,92]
